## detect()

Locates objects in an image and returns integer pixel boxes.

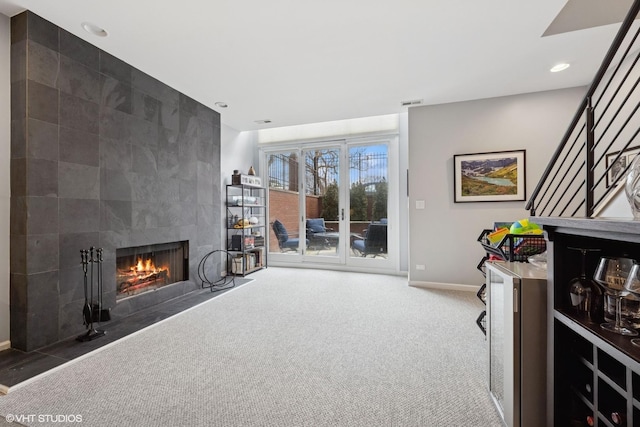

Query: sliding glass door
[264,139,393,270]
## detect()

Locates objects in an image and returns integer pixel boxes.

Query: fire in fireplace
[116,241,189,299]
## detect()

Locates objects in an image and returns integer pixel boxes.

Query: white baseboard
[0,340,9,351]
[409,280,479,292]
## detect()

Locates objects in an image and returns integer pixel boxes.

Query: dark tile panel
[27,12,59,53]
[99,51,131,85]
[58,299,86,341]
[9,235,26,275]
[131,115,158,147]
[130,173,158,203]
[58,265,83,306]
[27,40,59,88]
[132,202,159,230]
[197,203,214,229]
[58,232,100,271]
[26,158,57,197]
[100,200,132,231]
[10,197,27,235]
[157,127,179,178]
[196,161,214,205]
[59,55,100,103]
[10,158,26,197]
[25,306,60,351]
[10,40,26,84]
[59,126,99,167]
[99,136,131,172]
[26,196,58,235]
[159,99,179,131]
[179,179,197,203]
[132,89,159,124]
[99,106,132,143]
[59,199,100,234]
[10,118,26,159]
[0,351,66,386]
[27,270,59,314]
[10,273,27,313]
[59,92,99,134]
[58,162,100,199]
[8,308,26,353]
[101,74,132,114]
[157,177,180,202]
[27,80,58,125]
[27,118,58,161]
[26,234,59,274]
[100,169,133,202]
[10,81,26,122]
[10,12,27,44]
[131,144,157,176]
[59,29,99,71]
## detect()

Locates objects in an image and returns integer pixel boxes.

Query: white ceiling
[0,0,635,131]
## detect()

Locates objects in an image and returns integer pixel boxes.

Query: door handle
[341,208,344,220]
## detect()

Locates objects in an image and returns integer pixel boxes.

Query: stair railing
[526,0,640,217]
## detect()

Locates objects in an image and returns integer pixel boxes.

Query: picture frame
[605,145,640,188]
[453,150,526,203]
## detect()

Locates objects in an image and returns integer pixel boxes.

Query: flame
[130,257,168,276]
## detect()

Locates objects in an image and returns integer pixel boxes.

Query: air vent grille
[401,99,423,107]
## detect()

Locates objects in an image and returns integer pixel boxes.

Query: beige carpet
[0,267,501,426]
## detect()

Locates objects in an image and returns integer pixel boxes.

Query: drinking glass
[568,247,602,322]
[593,256,638,336]
[623,263,640,346]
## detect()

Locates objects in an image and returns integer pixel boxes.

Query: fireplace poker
[80,249,91,326]
[92,248,111,322]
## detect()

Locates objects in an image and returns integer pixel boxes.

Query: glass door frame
[260,133,399,273]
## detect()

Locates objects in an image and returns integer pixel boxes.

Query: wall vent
[401,99,423,107]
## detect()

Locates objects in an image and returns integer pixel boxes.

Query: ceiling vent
[254,119,272,124]
[401,99,423,107]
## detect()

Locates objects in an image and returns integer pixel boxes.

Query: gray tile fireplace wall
[9,11,221,351]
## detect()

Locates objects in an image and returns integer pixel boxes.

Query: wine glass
[623,263,640,346]
[593,256,638,336]
[568,248,602,322]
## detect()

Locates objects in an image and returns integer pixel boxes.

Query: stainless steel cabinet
[486,261,547,427]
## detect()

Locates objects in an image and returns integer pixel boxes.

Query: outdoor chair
[306,218,339,249]
[351,223,387,257]
[272,219,307,252]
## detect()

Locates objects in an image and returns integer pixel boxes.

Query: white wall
[408,87,586,287]
[220,124,258,252]
[0,13,10,345]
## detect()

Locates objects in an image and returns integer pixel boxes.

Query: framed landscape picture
[453,150,526,203]
[605,145,640,188]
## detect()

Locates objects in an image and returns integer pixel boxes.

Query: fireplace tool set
[77,247,110,342]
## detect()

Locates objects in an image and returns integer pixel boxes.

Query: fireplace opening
[116,241,189,300]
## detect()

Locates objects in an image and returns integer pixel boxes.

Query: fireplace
[116,241,189,300]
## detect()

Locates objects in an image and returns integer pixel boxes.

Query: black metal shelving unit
[226,184,267,276]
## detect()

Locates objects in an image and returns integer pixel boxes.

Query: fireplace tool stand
[77,247,107,342]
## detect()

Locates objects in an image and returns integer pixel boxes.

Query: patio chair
[306,218,339,249]
[351,223,387,257]
[272,219,307,252]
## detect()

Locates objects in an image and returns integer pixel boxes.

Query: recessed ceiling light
[81,22,108,37]
[254,119,272,124]
[214,102,228,108]
[550,63,570,73]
